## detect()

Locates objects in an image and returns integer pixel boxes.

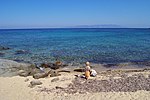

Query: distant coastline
[0,24,150,30]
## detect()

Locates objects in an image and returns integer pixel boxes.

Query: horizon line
[0,27,150,30]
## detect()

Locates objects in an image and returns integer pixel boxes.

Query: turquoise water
[0,28,150,64]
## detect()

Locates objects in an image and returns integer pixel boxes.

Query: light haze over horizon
[0,0,150,29]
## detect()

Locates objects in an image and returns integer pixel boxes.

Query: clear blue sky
[0,0,150,28]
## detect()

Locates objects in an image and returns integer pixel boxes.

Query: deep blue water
[0,28,150,64]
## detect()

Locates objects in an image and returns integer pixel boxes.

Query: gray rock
[30,80,42,86]
[0,46,10,50]
[33,72,49,79]
[15,50,30,55]
[24,78,29,82]
[74,68,85,72]
[0,52,5,57]
[18,70,29,77]
[49,70,61,77]
[40,62,68,70]
[0,59,30,69]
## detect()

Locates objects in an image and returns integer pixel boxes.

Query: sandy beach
[0,59,150,100]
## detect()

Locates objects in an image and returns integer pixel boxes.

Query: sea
[0,28,150,66]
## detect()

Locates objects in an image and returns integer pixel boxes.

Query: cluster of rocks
[17,61,68,79]
[15,50,30,55]
[0,46,10,51]
[0,45,31,57]
[0,52,5,57]
[61,74,150,94]
[0,46,10,57]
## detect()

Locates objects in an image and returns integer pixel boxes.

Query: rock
[41,63,53,68]
[74,68,85,72]
[40,61,68,70]
[55,86,64,89]
[0,59,30,68]
[33,72,49,79]
[0,52,5,57]
[27,64,40,76]
[18,70,25,73]
[51,78,59,82]
[24,78,29,82]
[58,70,71,73]
[0,46,10,50]
[55,61,62,66]
[32,68,51,79]
[30,80,42,86]
[17,64,40,77]
[13,59,25,63]
[15,50,30,55]
[49,70,61,77]
[18,70,30,77]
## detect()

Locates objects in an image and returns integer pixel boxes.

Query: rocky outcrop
[0,59,29,68]
[17,70,30,77]
[33,70,61,79]
[33,72,50,79]
[15,50,30,55]
[0,59,31,76]
[40,61,68,70]
[0,59,66,78]
[0,52,5,57]
[74,68,85,72]
[0,46,10,51]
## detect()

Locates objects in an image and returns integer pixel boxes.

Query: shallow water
[0,28,150,65]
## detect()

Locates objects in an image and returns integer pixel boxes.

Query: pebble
[24,78,29,82]
[30,80,42,86]
[62,74,150,94]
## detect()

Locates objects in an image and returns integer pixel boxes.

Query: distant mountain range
[72,24,123,28]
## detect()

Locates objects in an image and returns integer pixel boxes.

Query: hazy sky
[0,0,150,28]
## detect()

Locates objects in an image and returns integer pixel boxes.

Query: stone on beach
[33,72,50,79]
[62,73,150,94]
[51,77,59,82]
[73,68,85,72]
[49,70,61,77]
[0,59,30,76]
[17,70,30,77]
[30,80,42,86]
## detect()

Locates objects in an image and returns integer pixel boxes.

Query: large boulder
[17,70,30,77]
[33,70,61,79]
[0,59,30,76]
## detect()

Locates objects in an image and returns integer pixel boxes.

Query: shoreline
[0,58,150,100]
